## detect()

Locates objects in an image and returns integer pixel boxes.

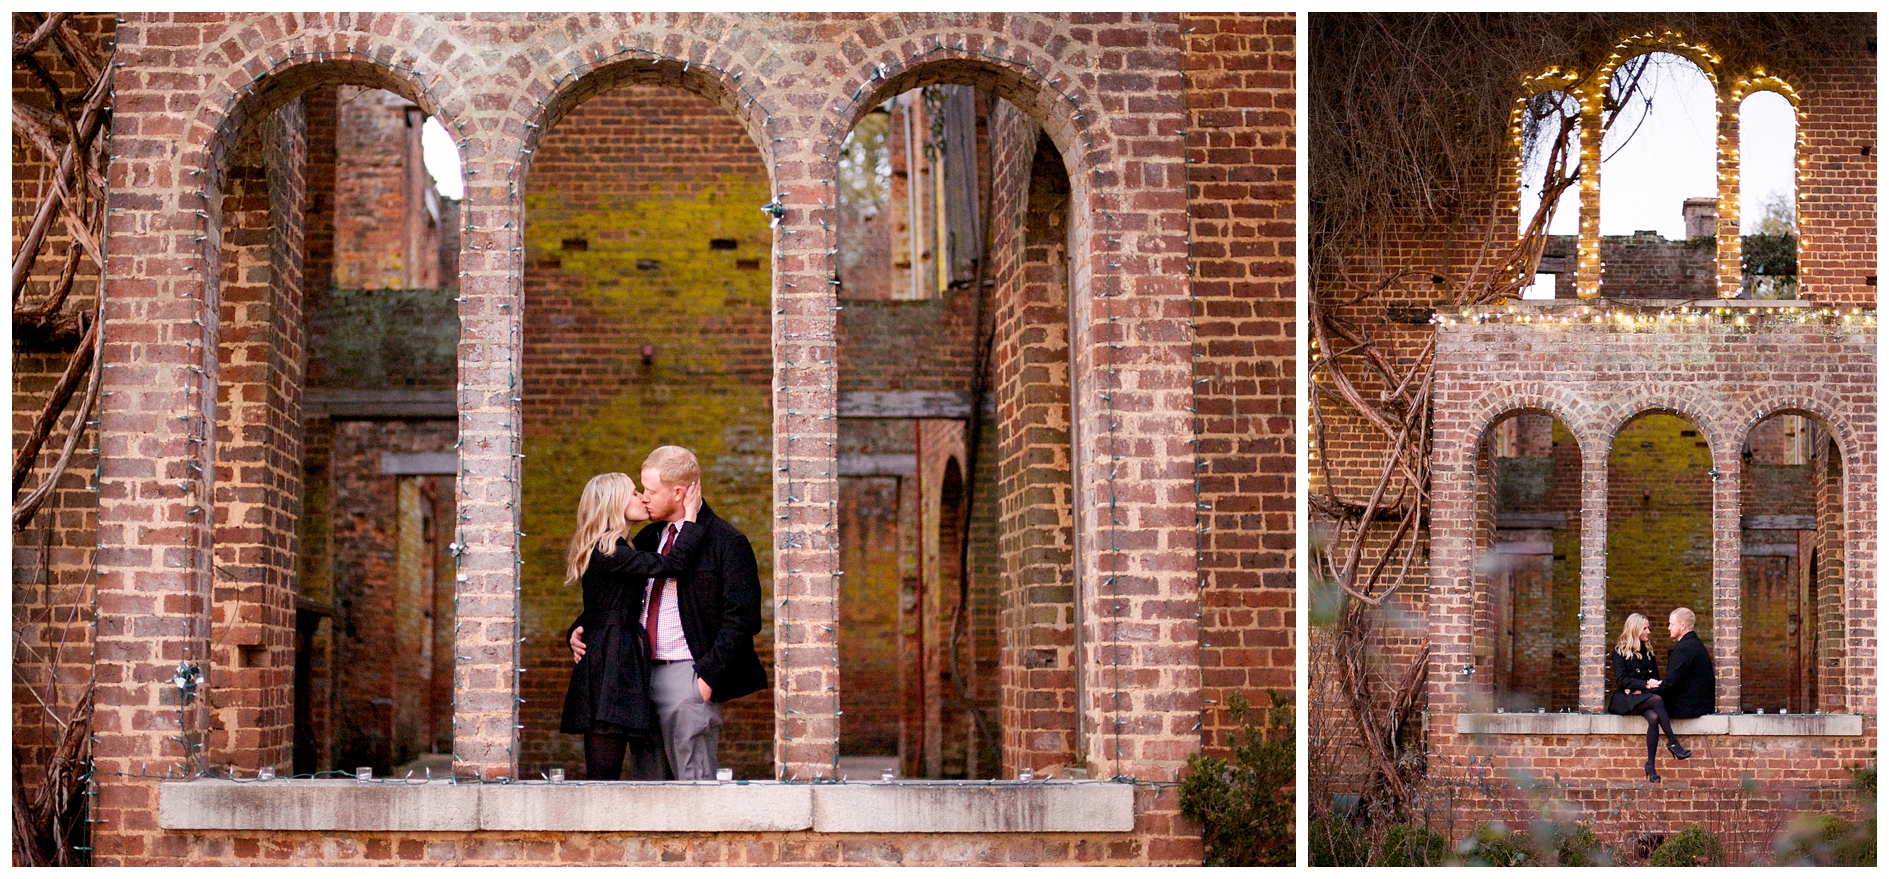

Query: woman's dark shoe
[1644,760,1661,783]
[1668,742,1692,760]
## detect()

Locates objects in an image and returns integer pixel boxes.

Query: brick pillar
[773,133,843,781]
[92,12,222,859]
[1578,441,1609,711]
[447,135,524,779]
[1714,87,1742,298]
[1426,401,1477,726]
[1064,22,1200,782]
[1838,434,1875,719]
[1713,448,1741,713]
[1575,95,1603,297]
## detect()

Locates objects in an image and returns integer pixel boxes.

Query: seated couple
[557,446,767,781]
[1609,607,1714,783]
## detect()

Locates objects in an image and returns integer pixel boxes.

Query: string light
[1431,301,1873,329]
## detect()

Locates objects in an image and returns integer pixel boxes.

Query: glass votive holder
[880,771,895,782]
[548,767,565,782]
[1017,770,1034,782]
[356,766,373,781]
[257,766,276,781]
[716,768,734,782]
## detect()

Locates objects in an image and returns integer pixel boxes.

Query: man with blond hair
[1650,606,1715,722]
[570,445,766,779]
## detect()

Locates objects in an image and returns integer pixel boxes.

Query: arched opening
[1518,90,1580,299]
[832,67,1081,780]
[1737,90,1798,299]
[1604,412,1714,703]
[517,73,776,781]
[1598,52,1718,298]
[1475,411,1581,711]
[208,72,466,779]
[1737,412,1841,713]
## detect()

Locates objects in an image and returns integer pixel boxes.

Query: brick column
[1577,441,1609,711]
[1712,451,1741,713]
[1714,86,1741,298]
[772,132,843,781]
[92,11,223,859]
[1575,96,1602,296]
[1065,21,1200,783]
[1840,424,1876,719]
[447,130,526,779]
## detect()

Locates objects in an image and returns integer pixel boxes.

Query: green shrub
[1376,824,1449,866]
[1459,824,1540,866]
[1649,825,1726,867]
[1178,691,1293,866]
[1550,823,1607,866]
[1309,813,1368,867]
[1778,814,1875,867]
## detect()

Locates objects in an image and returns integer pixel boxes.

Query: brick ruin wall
[1427,319,1876,845]
[12,12,1293,866]
[1309,13,1877,845]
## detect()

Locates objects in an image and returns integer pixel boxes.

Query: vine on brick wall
[11,10,113,867]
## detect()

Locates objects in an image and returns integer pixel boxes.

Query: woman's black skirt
[1608,690,1656,716]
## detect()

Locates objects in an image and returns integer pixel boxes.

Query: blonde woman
[557,472,703,780]
[1609,613,1690,783]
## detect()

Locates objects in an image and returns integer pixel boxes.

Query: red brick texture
[209,103,306,775]
[1181,12,1297,752]
[53,12,1270,866]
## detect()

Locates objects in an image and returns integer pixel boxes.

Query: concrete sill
[159,779,1135,834]
[1456,713,1864,737]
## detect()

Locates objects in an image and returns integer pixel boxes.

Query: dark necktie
[645,523,678,658]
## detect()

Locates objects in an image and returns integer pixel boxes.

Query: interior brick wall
[986,104,1080,778]
[209,103,306,775]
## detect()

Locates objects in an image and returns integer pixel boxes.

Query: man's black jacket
[1656,630,1716,719]
[632,501,768,703]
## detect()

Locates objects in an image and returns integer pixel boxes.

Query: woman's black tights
[1640,694,1677,763]
[585,732,628,781]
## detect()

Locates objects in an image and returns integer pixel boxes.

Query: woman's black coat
[558,521,706,736]
[1608,648,1660,716]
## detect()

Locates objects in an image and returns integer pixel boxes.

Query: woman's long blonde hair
[1614,612,1652,658]
[565,473,634,584]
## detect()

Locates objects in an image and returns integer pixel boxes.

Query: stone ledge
[159,779,480,831]
[480,781,811,832]
[810,781,1135,833]
[159,779,1136,834]
[1457,713,1863,737]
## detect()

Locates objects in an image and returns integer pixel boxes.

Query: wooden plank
[1495,511,1567,530]
[838,391,974,419]
[1741,514,1816,531]
[381,452,457,475]
[305,388,456,419]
